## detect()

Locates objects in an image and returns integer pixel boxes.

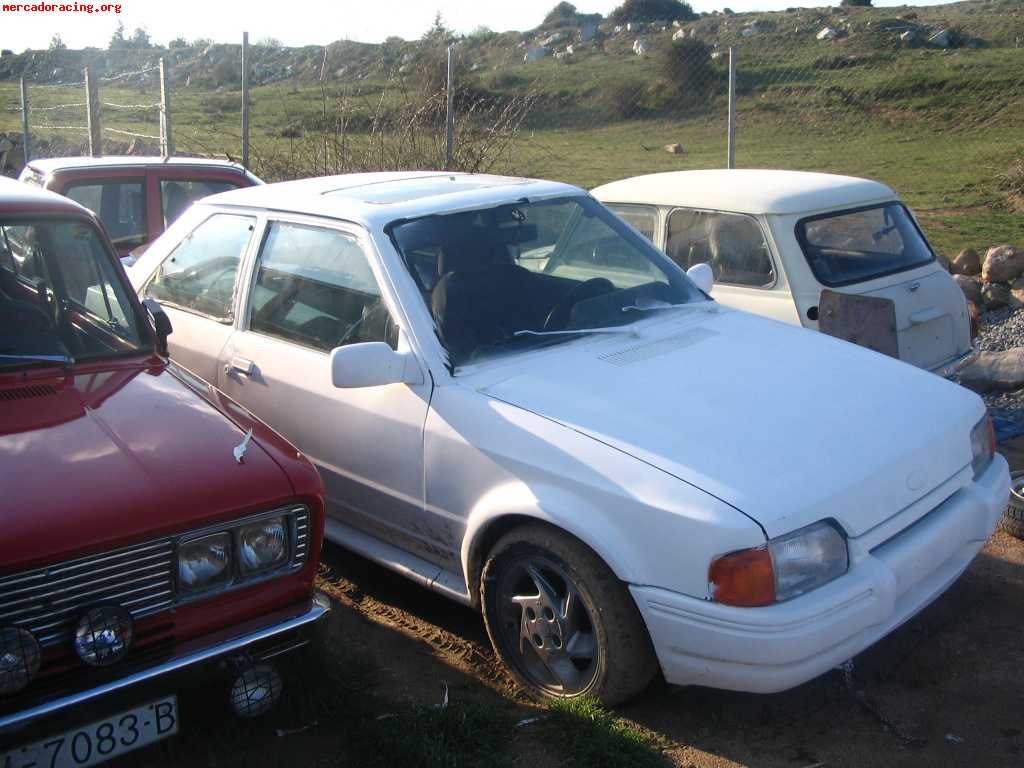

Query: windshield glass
[0,217,150,369]
[796,203,934,287]
[391,195,705,366]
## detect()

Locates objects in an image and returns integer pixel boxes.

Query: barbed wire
[99,66,159,83]
[27,103,87,111]
[102,101,161,109]
[105,127,161,140]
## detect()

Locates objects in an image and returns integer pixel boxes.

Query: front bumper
[0,592,329,734]
[631,455,1009,693]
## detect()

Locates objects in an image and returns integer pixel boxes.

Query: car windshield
[0,217,151,369]
[796,203,934,287]
[390,195,705,366]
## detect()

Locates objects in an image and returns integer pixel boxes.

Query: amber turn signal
[709,547,776,607]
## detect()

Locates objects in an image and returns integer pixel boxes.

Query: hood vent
[0,383,58,402]
[599,327,718,367]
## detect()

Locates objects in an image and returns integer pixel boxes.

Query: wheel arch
[461,482,637,608]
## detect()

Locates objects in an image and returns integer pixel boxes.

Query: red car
[0,178,327,766]
[18,157,262,260]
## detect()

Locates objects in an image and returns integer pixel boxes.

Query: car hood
[0,361,295,573]
[477,307,983,539]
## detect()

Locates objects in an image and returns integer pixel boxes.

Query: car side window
[247,221,397,353]
[604,203,658,242]
[145,213,255,321]
[160,180,240,229]
[64,179,147,249]
[666,208,774,288]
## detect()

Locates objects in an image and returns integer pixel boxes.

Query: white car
[593,170,973,377]
[129,172,1009,704]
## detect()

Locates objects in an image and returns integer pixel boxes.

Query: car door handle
[909,307,945,325]
[225,356,255,376]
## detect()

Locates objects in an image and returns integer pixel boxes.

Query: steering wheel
[543,277,615,331]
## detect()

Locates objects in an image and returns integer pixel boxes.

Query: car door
[140,211,258,383]
[216,216,438,566]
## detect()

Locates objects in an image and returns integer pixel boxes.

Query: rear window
[796,203,934,287]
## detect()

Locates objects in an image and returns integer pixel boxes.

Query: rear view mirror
[330,342,422,388]
[142,298,173,357]
[687,262,714,294]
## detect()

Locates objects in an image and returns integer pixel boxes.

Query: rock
[900,30,920,45]
[741,27,757,37]
[930,28,953,48]
[951,248,981,276]
[954,274,983,305]
[632,38,648,56]
[958,348,1024,393]
[1012,277,1024,305]
[579,22,598,42]
[982,245,1024,283]
[982,282,1014,311]
[673,28,687,41]
[816,26,839,41]
[664,143,684,154]
[524,47,550,62]
[935,252,951,272]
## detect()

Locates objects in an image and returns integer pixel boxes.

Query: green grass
[541,698,665,768]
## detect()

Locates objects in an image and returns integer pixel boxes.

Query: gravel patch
[973,305,1024,425]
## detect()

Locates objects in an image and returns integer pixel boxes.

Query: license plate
[2,695,178,768]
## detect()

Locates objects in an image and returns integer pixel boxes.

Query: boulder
[632,38,648,56]
[817,26,839,41]
[673,28,687,41]
[1012,277,1024,305]
[951,248,981,276]
[935,252,951,272]
[664,143,684,154]
[982,282,1013,311]
[954,274,982,305]
[959,349,1024,394]
[524,47,550,62]
[982,245,1024,283]
[929,28,953,48]
[900,30,920,45]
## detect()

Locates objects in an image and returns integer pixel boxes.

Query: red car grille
[0,539,176,648]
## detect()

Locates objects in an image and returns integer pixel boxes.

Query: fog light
[74,606,134,667]
[0,627,41,695]
[229,663,282,718]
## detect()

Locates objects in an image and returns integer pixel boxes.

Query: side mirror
[142,298,173,357]
[687,262,714,294]
[330,342,422,389]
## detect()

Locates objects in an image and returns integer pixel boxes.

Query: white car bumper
[630,454,1010,693]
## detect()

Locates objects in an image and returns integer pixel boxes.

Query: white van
[593,169,974,376]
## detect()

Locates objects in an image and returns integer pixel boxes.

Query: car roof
[0,175,94,216]
[201,172,585,229]
[591,169,897,215]
[24,155,251,175]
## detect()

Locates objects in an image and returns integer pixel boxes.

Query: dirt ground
[101,446,1024,766]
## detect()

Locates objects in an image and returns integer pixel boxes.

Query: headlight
[178,532,231,592]
[0,627,41,695]
[239,517,288,574]
[970,414,996,479]
[710,521,849,606]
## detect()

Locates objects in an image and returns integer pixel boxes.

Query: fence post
[241,31,250,170]
[727,46,736,170]
[445,43,455,170]
[159,57,173,158]
[19,77,31,164]
[84,66,101,157]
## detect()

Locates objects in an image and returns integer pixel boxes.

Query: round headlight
[0,627,41,695]
[239,517,288,573]
[178,532,232,591]
[74,606,134,667]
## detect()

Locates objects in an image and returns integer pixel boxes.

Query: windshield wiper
[0,353,75,370]
[621,297,689,313]
[513,327,640,338]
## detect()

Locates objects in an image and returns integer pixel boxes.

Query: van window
[65,179,147,249]
[666,209,774,287]
[796,204,934,287]
[604,203,658,242]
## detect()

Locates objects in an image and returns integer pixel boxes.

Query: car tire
[480,522,658,705]
[1000,471,1024,540]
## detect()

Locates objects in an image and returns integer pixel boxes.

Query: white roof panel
[592,169,897,215]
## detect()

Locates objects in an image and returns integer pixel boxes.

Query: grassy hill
[1,0,1022,254]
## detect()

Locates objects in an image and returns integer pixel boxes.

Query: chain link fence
[2,2,1023,252]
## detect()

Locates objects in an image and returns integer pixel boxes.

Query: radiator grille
[292,507,310,567]
[0,539,175,648]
